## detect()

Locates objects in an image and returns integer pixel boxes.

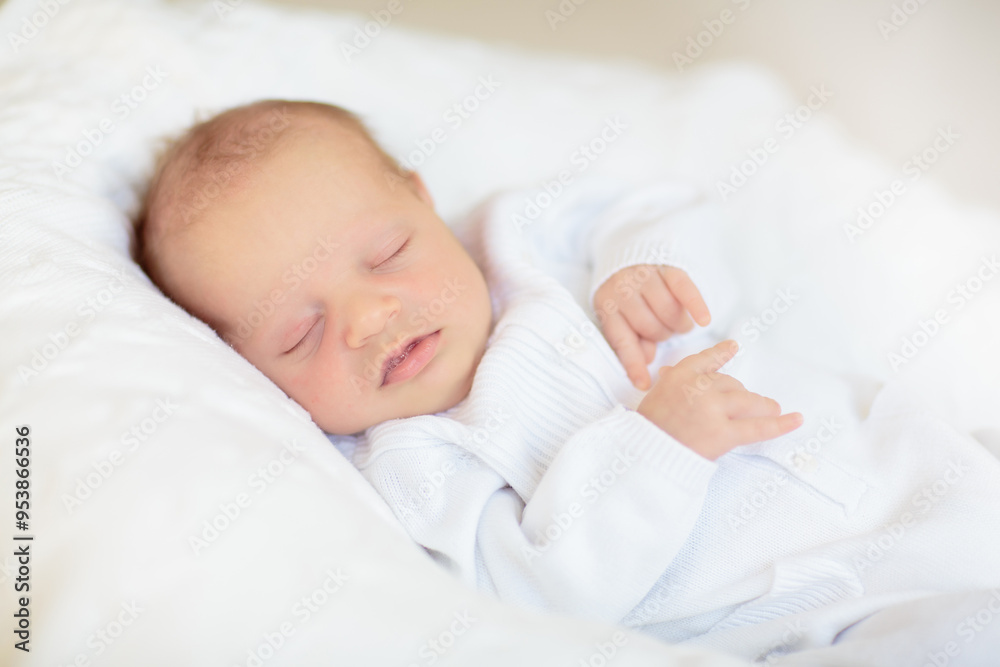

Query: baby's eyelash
[286,318,322,356]
[377,239,410,267]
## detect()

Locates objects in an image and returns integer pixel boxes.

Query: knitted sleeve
[586,182,716,307]
[508,177,736,337]
[352,405,717,625]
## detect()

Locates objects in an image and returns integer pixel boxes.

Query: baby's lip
[380,332,432,383]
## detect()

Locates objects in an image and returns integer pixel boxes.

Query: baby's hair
[135,99,406,287]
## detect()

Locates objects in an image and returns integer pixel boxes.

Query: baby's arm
[353,409,717,624]
[585,183,737,389]
[585,181,710,312]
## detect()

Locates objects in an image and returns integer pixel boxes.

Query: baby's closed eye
[285,315,325,357]
[373,238,411,270]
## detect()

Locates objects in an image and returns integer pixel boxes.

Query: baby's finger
[641,273,693,335]
[730,412,804,445]
[701,373,744,394]
[603,312,652,390]
[621,294,673,342]
[639,338,657,364]
[663,267,711,327]
[687,339,739,374]
[723,392,781,419]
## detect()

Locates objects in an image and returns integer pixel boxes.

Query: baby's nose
[345,294,401,348]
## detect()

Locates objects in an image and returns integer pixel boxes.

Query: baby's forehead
[141,102,409,299]
[172,131,388,244]
[156,110,367,229]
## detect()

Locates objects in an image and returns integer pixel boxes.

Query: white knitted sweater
[335,180,1000,660]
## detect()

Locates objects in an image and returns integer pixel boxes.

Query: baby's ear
[408,171,434,208]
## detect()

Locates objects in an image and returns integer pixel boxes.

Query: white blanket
[1,0,998,665]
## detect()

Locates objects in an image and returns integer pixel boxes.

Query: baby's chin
[324,369,476,436]
[319,413,379,438]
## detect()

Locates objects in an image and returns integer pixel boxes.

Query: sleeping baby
[137,100,1000,662]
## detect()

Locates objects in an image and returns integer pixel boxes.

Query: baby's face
[159,121,493,434]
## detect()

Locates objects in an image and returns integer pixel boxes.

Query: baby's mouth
[384,340,419,376]
[380,330,442,387]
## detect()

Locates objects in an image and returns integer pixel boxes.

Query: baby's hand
[636,340,803,460]
[594,264,711,390]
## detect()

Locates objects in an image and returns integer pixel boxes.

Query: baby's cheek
[277,355,331,405]
[305,356,369,421]
[430,262,476,317]
[416,262,446,293]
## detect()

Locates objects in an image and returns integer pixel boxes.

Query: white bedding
[1,0,998,665]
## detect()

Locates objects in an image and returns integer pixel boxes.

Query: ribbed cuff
[601,404,718,494]
[588,240,692,311]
